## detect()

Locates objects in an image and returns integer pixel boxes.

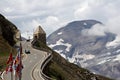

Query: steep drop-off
[33,40,112,80]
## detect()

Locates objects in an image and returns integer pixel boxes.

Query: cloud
[20,19,42,33]
[20,19,41,39]
[43,16,67,35]
[74,0,120,22]
[81,15,120,37]
[105,16,120,47]
[45,16,59,26]
[82,24,107,36]
[81,14,120,47]
[3,7,14,13]
[73,0,120,47]
[106,16,120,35]
[0,0,120,39]
[20,16,67,37]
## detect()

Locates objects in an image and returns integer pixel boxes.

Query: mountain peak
[66,20,102,29]
[47,20,118,79]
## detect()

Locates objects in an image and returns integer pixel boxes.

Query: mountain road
[3,40,48,80]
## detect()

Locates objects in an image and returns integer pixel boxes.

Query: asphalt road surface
[3,40,47,80]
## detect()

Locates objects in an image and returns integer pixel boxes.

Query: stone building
[33,25,46,44]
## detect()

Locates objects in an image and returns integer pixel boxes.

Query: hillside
[0,14,19,71]
[33,40,112,80]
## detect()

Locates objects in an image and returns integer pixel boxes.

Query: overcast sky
[0,0,120,38]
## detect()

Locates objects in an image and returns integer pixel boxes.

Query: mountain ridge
[0,14,112,80]
[33,39,112,80]
[47,20,119,79]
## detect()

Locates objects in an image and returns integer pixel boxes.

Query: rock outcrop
[0,14,19,46]
[0,14,19,71]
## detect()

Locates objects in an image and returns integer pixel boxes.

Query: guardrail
[31,40,53,80]
[40,52,53,80]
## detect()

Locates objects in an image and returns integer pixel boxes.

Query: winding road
[3,40,47,80]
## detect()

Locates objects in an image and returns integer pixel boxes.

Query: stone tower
[33,25,46,44]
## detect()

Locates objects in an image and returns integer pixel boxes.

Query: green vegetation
[0,14,18,71]
[33,40,113,80]
[0,36,16,71]
[0,16,17,46]
[32,40,50,51]
[0,56,8,71]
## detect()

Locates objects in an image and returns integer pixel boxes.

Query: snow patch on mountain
[49,39,64,48]
[49,38,72,52]
[60,53,66,58]
[67,57,75,63]
[65,44,72,52]
[54,49,66,58]
[54,49,63,54]
[106,36,120,48]
[67,54,95,63]
[116,49,120,53]
[47,20,120,79]
[83,22,87,25]
[98,60,108,65]
[57,32,62,35]
[75,54,95,61]
[113,54,120,61]
[97,52,120,65]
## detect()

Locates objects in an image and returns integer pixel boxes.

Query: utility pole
[11,49,13,80]
[19,35,22,80]
[11,66,13,80]
[19,42,22,80]
[15,73,17,80]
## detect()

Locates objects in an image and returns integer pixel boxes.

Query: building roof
[34,25,46,34]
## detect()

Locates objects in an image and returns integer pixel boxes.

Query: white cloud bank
[0,0,120,39]
[82,24,107,36]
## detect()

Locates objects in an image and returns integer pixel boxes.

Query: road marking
[31,56,44,80]
[1,71,5,80]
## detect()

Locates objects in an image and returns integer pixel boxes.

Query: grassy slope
[0,36,16,71]
[0,14,18,71]
[33,40,113,80]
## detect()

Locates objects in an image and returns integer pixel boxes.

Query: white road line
[1,71,5,80]
[31,56,44,80]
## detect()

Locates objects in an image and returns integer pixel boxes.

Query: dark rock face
[0,14,19,72]
[0,14,18,46]
[47,20,120,79]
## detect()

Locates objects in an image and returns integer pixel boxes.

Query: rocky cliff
[0,14,19,71]
[0,14,19,46]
